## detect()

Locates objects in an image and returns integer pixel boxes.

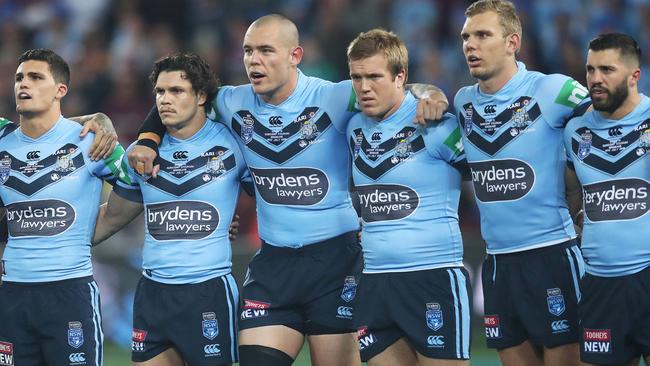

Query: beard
[591,80,628,113]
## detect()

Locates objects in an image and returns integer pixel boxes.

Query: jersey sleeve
[538,74,590,129]
[86,143,132,185]
[320,79,358,133]
[424,113,469,178]
[563,118,579,171]
[111,143,143,203]
[137,106,167,144]
[213,86,237,124]
[0,118,17,140]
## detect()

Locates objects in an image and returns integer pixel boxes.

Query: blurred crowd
[2,0,649,348]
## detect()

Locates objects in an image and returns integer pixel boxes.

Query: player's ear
[506,32,521,56]
[55,82,68,100]
[290,46,304,67]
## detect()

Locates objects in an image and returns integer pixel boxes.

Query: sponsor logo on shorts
[0,341,14,366]
[583,329,612,354]
[357,327,377,350]
[340,276,357,302]
[241,300,270,319]
[546,288,566,316]
[146,201,219,240]
[131,329,147,352]
[250,167,329,205]
[204,344,221,357]
[484,315,502,339]
[425,303,443,331]
[356,184,419,222]
[68,352,86,365]
[469,159,535,202]
[336,306,353,319]
[583,178,649,222]
[68,321,84,349]
[202,312,218,340]
[427,335,445,348]
[6,199,75,237]
[551,320,570,333]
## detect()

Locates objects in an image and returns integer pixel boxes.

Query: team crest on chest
[546,288,566,316]
[202,312,219,340]
[55,148,77,172]
[68,321,84,349]
[0,155,10,184]
[340,276,357,302]
[578,130,592,160]
[638,129,650,156]
[241,114,255,144]
[299,118,319,147]
[426,303,443,331]
[391,138,412,164]
[203,151,226,181]
[511,107,531,128]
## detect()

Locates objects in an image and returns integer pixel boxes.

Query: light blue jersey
[454,62,590,254]
[348,93,466,272]
[564,95,650,277]
[215,70,359,247]
[115,121,249,284]
[0,117,127,282]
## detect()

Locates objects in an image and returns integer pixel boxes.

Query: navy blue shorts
[580,266,650,365]
[239,231,362,335]
[131,274,239,365]
[482,239,584,349]
[0,276,103,366]
[354,267,472,362]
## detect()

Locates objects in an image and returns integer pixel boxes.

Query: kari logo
[484,315,502,339]
[583,329,612,354]
[0,342,13,366]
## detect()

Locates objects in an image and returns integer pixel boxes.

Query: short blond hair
[466,0,522,39]
[347,29,408,85]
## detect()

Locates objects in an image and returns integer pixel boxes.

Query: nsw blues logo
[0,155,10,184]
[202,312,218,340]
[425,303,443,331]
[68,321,84,349]
[241,114,255,144]
[578,131,592,160]
[340,276,357,303]
[463,106,474,136]
[546,288,566,316]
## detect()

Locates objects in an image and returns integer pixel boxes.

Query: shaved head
[248,14,299,49]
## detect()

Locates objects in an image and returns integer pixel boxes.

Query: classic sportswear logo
[484,104,497,114]
[68,353,86,364]
[6,199,75,237]
[583,178,649,222]
[470,159,535,202]
[427,335,445,348]
[172,151,188,160]
[250,167,329,205]
[551,320,570,333]
[356,184,419,222]
[146,201,218,240]
[26,151,40,160]
[337,306,353,318]
[204,344,221,356]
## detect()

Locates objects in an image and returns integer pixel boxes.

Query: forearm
[406,83,447,102]
[565,167,583,223]
[93,195,143,245]
[137,106,166,144]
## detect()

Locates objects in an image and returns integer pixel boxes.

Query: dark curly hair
[149,53,220,113]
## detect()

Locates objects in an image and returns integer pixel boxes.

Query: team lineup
[0,0,649,366]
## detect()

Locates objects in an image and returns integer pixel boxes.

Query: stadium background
[1,0,649,365]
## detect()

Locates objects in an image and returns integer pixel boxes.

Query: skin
[349,53,406,121]
[460,9,580,366]
[154,70,208,139]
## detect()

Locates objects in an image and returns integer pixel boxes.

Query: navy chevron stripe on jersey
[233,107,319,146]
[230,109,333,164]
[352,127,420,162]
[463,97,537,136]
[460,101,541,156]
[352,135,425,180]
[0,122,17,139]
[2,143,79,177]
[575,123,650,156]
[571,137,645,175]
[157,146,231,178]
[3,153,85,196]
[145,154,236,196]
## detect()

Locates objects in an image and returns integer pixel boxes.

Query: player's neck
[19,108,61,139]
[262,69,299,106]
[166,112,207,140]
[600,89,642,120]
[478,61,518,95]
